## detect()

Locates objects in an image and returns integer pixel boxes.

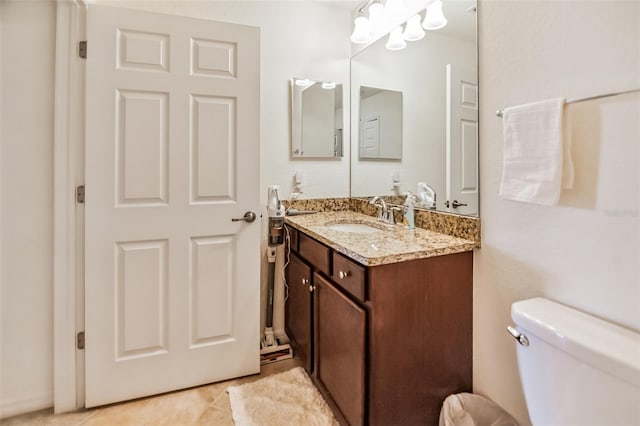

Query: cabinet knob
[338,270,350,279]
[309,285,316,292]
[302,278,309,285]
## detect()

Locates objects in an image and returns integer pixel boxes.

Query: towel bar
[496,88,640,117]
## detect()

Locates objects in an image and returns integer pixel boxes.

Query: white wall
[0,0,351,418]
[475,1,640,424]
[0,0,57,418]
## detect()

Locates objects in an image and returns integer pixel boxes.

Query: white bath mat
[226,367,339,426]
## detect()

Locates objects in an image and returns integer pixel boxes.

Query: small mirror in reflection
[359,86,402,160]
[291,78,343,158]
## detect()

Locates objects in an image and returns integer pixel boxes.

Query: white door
[446,64,479,216]
[361,116,380,158]
[84,5,260,407]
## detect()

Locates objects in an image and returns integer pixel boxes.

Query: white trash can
[439,393,519,426]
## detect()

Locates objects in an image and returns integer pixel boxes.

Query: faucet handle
[386,206,402,224]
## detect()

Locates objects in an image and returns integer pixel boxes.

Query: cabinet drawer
[331,252,366,303]
[287,226,298,253]
[298,233,330,275]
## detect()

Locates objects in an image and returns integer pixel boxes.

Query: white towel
[499,98,574,205]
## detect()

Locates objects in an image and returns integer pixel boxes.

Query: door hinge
[79,41,87,59]
[76,185,85,204]
[77,331,85,350]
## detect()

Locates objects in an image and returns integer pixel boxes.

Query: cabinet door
[316,273,366,426]
[285,252,313,372]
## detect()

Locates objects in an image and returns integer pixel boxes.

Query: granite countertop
[284,211,479,266]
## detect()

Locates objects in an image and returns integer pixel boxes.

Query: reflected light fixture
[350,0,449,50]
[385,27,407,51]
[368,2,386,34]
[350,16,372,44]
[321,82,337,89]
[423,0,448,30]
[403,14,425,41]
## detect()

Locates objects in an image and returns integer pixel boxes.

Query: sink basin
[327,223,382,234]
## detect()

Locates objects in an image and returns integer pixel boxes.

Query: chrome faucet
[370,196,396,225]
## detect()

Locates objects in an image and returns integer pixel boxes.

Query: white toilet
[509,297,640,425]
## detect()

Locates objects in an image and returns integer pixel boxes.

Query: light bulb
[321,82,336,90]
[350,16,372,44]
[403,14,425,41]
[423,0,448,30]
[368,3,386,34]
[385,27,407,51]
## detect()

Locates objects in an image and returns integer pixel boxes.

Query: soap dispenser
[403,192,417,230]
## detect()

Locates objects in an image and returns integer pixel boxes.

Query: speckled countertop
[285,211,479,266]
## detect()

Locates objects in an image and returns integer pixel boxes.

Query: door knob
[445,200,467,209]
[232,211,257,223]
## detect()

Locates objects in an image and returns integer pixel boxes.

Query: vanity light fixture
[423,0,448,30]
[350,16,373,44]
[321,82,337,89]
[385,27,407,50]
[403,14,425,41]
[350,0,448,50]
[368,3,386,33]
[295,78,313,87]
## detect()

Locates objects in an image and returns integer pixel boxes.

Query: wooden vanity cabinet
[284,226,473,426]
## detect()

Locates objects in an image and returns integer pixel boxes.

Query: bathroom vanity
[284,211,476,426]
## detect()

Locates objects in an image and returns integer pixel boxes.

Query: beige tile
[1,358,301,426]
[81,388,210,426]
[0,408,97,426]
[195,405,234,426]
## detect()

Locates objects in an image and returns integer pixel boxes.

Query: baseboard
[0,392,53,420]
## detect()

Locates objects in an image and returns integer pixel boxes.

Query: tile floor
[1,358,300,425]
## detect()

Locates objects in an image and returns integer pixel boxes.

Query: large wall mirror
[291,78,344,158]
[350,0,479,216]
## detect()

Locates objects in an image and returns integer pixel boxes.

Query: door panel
[117,90,169,206]
[446,64,478,216]
[116,240,169,360]
[85,5,260,407]
[190,95,236,203]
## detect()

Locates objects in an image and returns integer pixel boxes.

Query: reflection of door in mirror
[291,78,343,158]
[361,116,380,157]
[446,64,478,216]
[359,86,402,160]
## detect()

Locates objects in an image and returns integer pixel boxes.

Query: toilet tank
[511,297,640,426]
